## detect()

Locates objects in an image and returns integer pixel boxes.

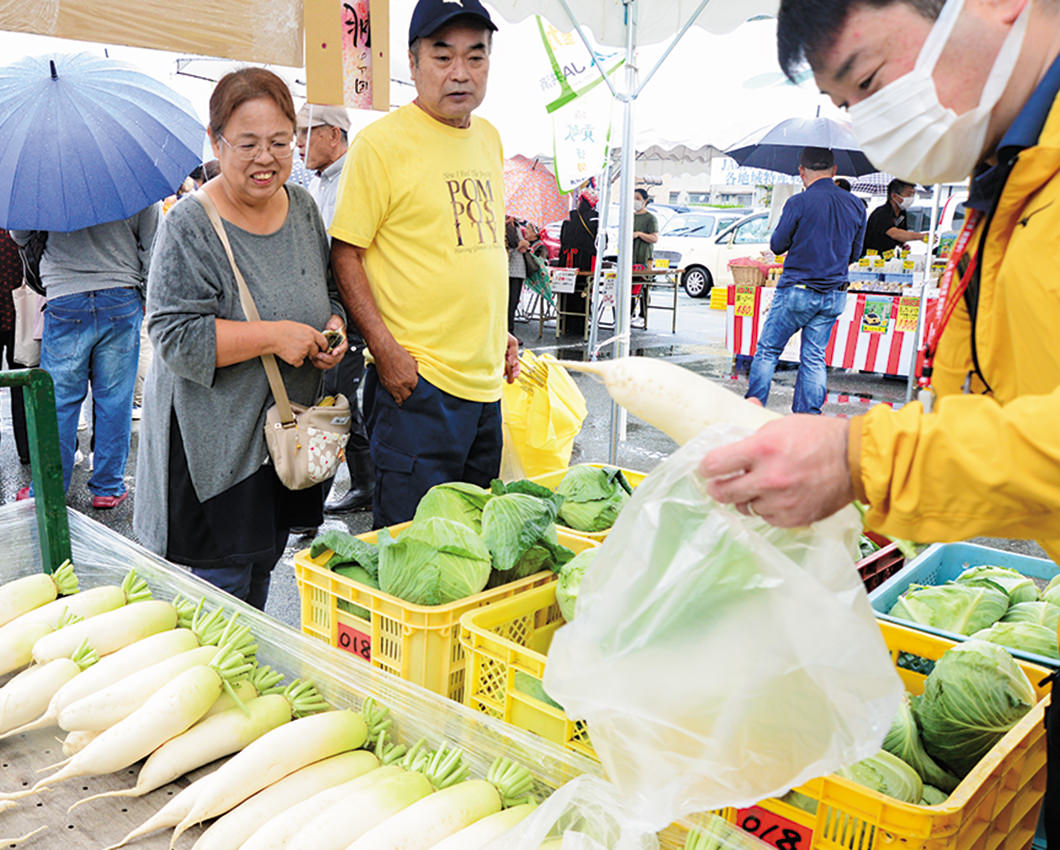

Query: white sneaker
[74,449,85,466]
[88,452,94,472]
[131,407,142,421]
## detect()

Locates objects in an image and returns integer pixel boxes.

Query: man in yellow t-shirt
[330,0,520,528]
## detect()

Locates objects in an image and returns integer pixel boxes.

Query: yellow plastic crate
[294,524,597,703]
[529,464,647,542]
[460,583,1051,850]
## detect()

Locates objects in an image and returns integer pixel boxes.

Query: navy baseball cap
[408,0,498,46]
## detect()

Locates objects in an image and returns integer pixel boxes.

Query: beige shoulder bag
[197,190,351,491]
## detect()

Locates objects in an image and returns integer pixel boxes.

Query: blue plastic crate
[870,542,1060,668]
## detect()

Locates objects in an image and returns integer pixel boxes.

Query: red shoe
[92,491,128,509]
[15,486,31,501]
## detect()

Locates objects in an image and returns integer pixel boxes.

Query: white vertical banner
[536,16,622,192]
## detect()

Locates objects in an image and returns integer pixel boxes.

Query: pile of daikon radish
[0,562,541,849]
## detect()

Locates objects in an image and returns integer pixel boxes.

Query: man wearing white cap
[297,102,374,515]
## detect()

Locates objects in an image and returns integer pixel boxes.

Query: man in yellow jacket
[702,0,1059,837]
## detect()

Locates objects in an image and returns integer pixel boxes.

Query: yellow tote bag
[501,352,588,480]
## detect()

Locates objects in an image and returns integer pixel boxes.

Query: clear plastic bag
[482,775,661,850]
[542,425,904,828]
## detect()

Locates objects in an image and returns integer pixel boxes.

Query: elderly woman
[134,69,347,610]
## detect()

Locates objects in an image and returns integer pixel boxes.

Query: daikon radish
[275,740,466,850]
[31,598,179,664]
[101,766,222,850]
[201,664,284,719]
[0,607,81,678]
[0,825,46,845]
[58,645,219,732]
[0,639,98,734]
[11,645,251,800]
[0,560,79,627]
[61,730,98,757]
[171,708,370,846]
[71,679,326,811]
[346,756,534,850]
[181,751,383,850]
[428,802,537,850]
[0,568,150,633]
[558,357,778,444]
[0,603,231,741]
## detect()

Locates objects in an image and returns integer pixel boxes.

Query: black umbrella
[726,117,877,177]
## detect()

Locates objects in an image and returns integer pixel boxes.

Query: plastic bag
[501,352,588,479]
[482,775,660,850]
[542,425,904,828]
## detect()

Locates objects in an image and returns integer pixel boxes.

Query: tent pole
[555,0,622,101]
[588,158,616,360]
[608,0,638,463]
[634,0,711,98]
[905,182,942,402]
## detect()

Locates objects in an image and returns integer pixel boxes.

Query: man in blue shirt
[745,147,865,414]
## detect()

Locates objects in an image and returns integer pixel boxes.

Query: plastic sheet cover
[0,0,303,67]
[543,425,905,829]
[0,501,600,801]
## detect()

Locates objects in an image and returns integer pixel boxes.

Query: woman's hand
[269,320,328,368]
[310,314,348,371]
[504,334,521,384]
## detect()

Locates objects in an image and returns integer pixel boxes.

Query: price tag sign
[336,620,372,662]
[857,257,871,268]
[861,297,891,334]
[865,249,878,256]
[734,284,756,317]
[903,260,916,271]
[896,295,920,332]
[550,268,578,294]
[596,271,617,303]
[883,249,895,260]
[736,806,813,850]
[872,257,886,269]
[653,258,670,269]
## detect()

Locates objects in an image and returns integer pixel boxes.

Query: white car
[655,211,774,297]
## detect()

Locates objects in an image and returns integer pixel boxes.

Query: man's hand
[270,321,328,368]
[375,340,419,405]
[504,334,521,384]
[310,314,348,371]
[699,415,855,527]
[517,239,531,253]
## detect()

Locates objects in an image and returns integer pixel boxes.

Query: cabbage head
[972,622,1060,661]
[1003,601,1060,630]
[481,491,564,572]
[413,482,493,532]
[955,565,1039,605]
[888,582,1007,635]
[377,518,492,605]
[556,548,597,622]
[556,465,633,533]
[1044,575,1060,607]
[333,564,377,619]
[914,639,1036,777]
[882,694,959,792]
[311,530,379,579]
[836,750,922,803]
[919,785,948,806]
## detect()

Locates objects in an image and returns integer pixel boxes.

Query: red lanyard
[916,209,985,391]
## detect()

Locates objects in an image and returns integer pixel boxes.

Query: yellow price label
[866,249,878,256]
[873,258,886,269]
[653,258,670,269]
[903,260,915,271]
[883,249,895,260]
[858,258,871,268]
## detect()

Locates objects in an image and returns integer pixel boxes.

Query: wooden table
[550,268,683,339]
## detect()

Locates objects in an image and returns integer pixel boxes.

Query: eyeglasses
[218,134,295,161]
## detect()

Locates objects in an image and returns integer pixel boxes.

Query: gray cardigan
[133,187,344,555]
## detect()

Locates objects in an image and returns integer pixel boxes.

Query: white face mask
[849,0,1030,185]
[898,194,915,210]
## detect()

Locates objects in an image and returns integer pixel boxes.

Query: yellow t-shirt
[330,104,507,403]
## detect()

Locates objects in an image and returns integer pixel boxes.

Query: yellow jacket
[850,90,1060,561]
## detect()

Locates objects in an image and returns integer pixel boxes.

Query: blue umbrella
[0,53,205,232]
[726,117,878,177]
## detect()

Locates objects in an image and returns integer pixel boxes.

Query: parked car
[656,211,774,297]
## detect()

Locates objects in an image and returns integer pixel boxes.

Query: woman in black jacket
[557,185,599,335]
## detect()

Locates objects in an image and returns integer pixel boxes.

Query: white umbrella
[487,0,781,458]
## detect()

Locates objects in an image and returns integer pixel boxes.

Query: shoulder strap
[195,190,296,425]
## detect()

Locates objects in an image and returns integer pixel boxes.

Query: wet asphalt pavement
[0,290,1045,629]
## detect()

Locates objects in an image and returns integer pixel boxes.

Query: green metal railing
[1,368,71,573]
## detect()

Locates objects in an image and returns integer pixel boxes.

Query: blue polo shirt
[769,178,866,292]
[969,51,1060,211]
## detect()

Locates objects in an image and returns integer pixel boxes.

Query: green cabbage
[882,694,959,792]
[556,465,633,533]
[915,639,1036,777]
[333,564,377,619]
[919,785,948,806]
[955,565,1039,605]
[1002,601,1060,630]
[971,622,1060,660]
[376,518,492,605]
[888,582,1008,635]
[836,750,922,804]
[556,548,597,622]
[311,530,380,579]
[481,491,565,573]
[1043,575,1060,607]
[413,482,493,532]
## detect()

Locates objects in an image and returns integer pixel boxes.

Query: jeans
[41,288,142,495]
[746,286,846,415]
[363,367,502,528]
